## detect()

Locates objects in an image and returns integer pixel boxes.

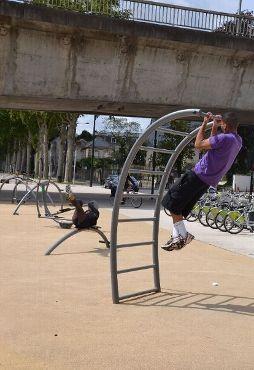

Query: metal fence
[12,0,254,39]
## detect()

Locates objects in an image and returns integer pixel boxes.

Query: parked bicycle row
[185,190,254,234]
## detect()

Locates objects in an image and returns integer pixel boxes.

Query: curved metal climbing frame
[0,175,37,203]
[110,109,212,303]
[13,179,64,216]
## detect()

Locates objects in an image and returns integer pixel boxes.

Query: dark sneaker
[161,237,181,252]
[174,232,195,250]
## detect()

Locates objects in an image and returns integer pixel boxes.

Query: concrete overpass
[0,0,254,122]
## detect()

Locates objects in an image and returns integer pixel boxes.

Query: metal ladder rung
[122,193,158,198]
[140,146,175,155]
[118,217,156,222]
[117,241,154,248]
[157,127,189,137]
[129,169,165,176]
[117,264,155,274]
[119,288,159,301]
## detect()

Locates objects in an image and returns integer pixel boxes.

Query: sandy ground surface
[0,202,254,370]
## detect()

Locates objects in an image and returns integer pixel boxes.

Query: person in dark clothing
[68,194,99,229]
[110,174,138,197]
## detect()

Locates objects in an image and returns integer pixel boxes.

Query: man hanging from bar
[161,112,242,251]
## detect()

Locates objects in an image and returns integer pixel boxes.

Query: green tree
[0,110,31,174]
[63,113,80,182]
[27,0,131,18]
[0,110,14,171]
[78,157,113,183]
[155,120,195,176]
[29,111,62,179]
[99,117,141,170]
[77,129,93,142]
[11,110,39,175]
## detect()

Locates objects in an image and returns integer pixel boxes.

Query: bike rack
[110,109,212,303]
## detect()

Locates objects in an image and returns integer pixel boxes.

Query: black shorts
[162,170,208,218]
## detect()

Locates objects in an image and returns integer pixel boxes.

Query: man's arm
[211,115,222,136]
[195,114,222,150]
[194,113,212,150]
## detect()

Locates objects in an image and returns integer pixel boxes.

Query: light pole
[151,130,157,194]
[72,146,77,184]
[238,0,243,13]
[90,115,99,187]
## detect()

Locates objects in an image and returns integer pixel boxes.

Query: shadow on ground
[123,289,254,316]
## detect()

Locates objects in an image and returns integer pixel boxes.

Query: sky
[77,115,152,135]
[77,0,253,135]
[169,0,253,13]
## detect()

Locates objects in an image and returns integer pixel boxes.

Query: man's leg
[68,194,87,224]
[161,171,206,251]
[161,211,194,251]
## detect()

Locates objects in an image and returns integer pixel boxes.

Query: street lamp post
[250,163,254,199]
[151,130,157,194]
[238,0,243,13]
[72,146,77,184]
[90,115,98,187]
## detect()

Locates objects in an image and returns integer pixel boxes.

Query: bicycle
[224,207,254,234]
[109,190,143,208]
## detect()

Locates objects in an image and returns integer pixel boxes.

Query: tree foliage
[99,117,141,169]
[0,109,80,179]
[26,0,131,18]
[78,157,112,169]
[155,120,195,176]
[77,129,93,142]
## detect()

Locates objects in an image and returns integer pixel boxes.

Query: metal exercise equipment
[110,109,213,304]
[45,226,110,255]
[35,179,65,218]
[0,175,37,203]
[13,179,64,216]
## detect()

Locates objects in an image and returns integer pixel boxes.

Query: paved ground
[0,198,254,369]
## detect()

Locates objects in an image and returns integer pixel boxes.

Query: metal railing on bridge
[12,0,254,39]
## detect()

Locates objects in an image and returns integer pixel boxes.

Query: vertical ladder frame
[110,109,212,303]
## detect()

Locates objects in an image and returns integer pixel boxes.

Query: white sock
[174,221,187,238]
[172,225,179,240]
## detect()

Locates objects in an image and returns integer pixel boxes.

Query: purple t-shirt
[194,133,242,187]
